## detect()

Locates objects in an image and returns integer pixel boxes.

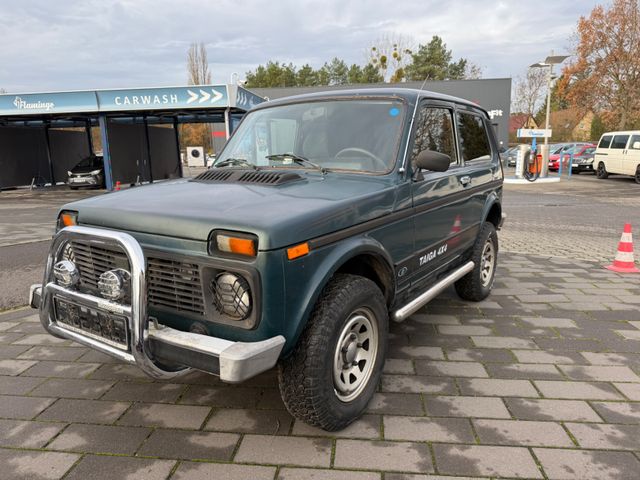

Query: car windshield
[215,99,406,173]
[74,156,100,168]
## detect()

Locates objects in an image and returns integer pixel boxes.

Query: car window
[75,157,93,168]
[629,135,640,150]
[584,147,596,155]
[456,112,491,163]
[598,135,612,148]
[550,145,563,154]
[411,106,457,168]
[611,135,629,149]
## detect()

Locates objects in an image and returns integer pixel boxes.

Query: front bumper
[30,225,284,383]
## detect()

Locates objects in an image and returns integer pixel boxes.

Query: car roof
[600,131,640,136]
[252,88,489,116]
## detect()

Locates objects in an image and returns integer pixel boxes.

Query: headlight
[210,272,252,320]
[56,211,78,231]
[89,169,101,175]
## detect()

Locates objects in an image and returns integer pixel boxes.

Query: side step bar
[393,261,475,322]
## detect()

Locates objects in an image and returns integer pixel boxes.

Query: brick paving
[0,253,639,478]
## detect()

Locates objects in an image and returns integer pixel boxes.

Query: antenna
[419,75,429,91]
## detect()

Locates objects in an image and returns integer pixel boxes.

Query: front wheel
[278,274,388,431]
[455,222,498,302]
[635,166,640,185]
[596,162,609,179]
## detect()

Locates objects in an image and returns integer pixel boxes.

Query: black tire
[635,166,640,185]
[278,274,388,431]
[69,186,78,190]
[455,222,498,302]
[572,170,580,175]
[596,162,609,179]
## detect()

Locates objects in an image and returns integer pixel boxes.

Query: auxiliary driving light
[211,272,252,320]
[53,260,80,288]
[98,269,131,301]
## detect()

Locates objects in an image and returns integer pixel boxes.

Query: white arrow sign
[186,88,224,104]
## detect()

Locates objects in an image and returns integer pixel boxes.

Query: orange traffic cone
[114,181,121,191]
[605,223,640,273]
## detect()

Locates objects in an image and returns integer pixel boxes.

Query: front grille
[147,257,205,315]
[62,240,205,316]
[66,240,129,290]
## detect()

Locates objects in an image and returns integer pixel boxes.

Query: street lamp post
[530,53,570,148]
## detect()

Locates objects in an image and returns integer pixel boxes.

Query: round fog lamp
[211,272,251,320]
[98,269,131,301]
[53,260,79,288]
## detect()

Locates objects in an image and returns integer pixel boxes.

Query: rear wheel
[455,222,498,302]
[278,274,388,431]
[635,166,640,185]
[597,162,609,179]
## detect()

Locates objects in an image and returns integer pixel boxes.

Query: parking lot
[1,172,640,479]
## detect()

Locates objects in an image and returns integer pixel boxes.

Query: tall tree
[187,42,211,85]
[560,0,640,129]
[405,36,469,81]
[324,57,349,85]
[244,61,297,88]
[184,42,212,151]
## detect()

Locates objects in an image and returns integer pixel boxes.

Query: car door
[609,134,630,173]
[622,134,640,176]
[595,134,613,172]
[407,101,479,290]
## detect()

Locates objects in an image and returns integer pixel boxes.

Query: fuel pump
[523,137,540,182]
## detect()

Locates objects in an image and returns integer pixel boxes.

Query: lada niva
[30,88,504,430]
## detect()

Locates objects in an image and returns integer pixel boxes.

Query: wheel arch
[283,236,395,355]
[482,193,502,229]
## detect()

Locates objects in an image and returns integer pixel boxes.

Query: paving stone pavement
[1,252,640,479]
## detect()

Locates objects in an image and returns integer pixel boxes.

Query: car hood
[63,172,399,250]
[71,166,102,174]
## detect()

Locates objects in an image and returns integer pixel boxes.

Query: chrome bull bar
[32,225,284,382]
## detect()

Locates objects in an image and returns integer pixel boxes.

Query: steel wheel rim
[598,164,605,176]
[480,239,495,287]
[333,308,379,402]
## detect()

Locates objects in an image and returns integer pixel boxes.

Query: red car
[548,144,596,171]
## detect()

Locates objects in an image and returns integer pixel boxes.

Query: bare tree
[368,33,415,82]
[464,62,483,80]
[187,42,212,85]
[183,42,213,152]
[511,68,547,118]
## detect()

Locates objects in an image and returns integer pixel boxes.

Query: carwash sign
[97,85,228,112]
[0,84,257,116]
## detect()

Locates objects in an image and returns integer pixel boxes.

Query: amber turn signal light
[216,234,257,257]
[60,213,76,227]
[287,242,310,260]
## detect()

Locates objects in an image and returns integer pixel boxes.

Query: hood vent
[192,169,303,186]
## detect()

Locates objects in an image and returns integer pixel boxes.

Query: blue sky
[0,0,603,92]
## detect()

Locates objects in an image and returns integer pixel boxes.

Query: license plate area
[54,297,130,350]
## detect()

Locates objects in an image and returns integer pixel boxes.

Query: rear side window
[411,106,457,166]
[598,135,612,148]
[457,112,491,163]
[629,135,640,150]
[611,135,630,149]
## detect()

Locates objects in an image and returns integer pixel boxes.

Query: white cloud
[0,0,603,92]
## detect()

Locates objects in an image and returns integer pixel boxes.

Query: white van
[594,131,640,183]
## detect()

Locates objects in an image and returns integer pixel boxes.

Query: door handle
[459,175,471,186]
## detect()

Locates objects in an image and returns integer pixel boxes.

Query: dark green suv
[30,88,504,430]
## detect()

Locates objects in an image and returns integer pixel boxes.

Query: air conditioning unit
[186,146,205,167]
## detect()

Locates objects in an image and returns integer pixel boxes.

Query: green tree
[296,64,318,86]
[324,57,349,85]
[244,61,298,88]
[405,36,468,81]
[590,114,607,141]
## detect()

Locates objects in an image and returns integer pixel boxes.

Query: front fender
[280,235,394,356]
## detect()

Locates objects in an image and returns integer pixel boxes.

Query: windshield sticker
[389,107,400,117]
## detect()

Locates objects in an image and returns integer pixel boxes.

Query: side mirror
[633,141,640,150]
[415,150,451,172]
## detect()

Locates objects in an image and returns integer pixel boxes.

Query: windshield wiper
[265,153,327,174]
[214,158,257,169]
